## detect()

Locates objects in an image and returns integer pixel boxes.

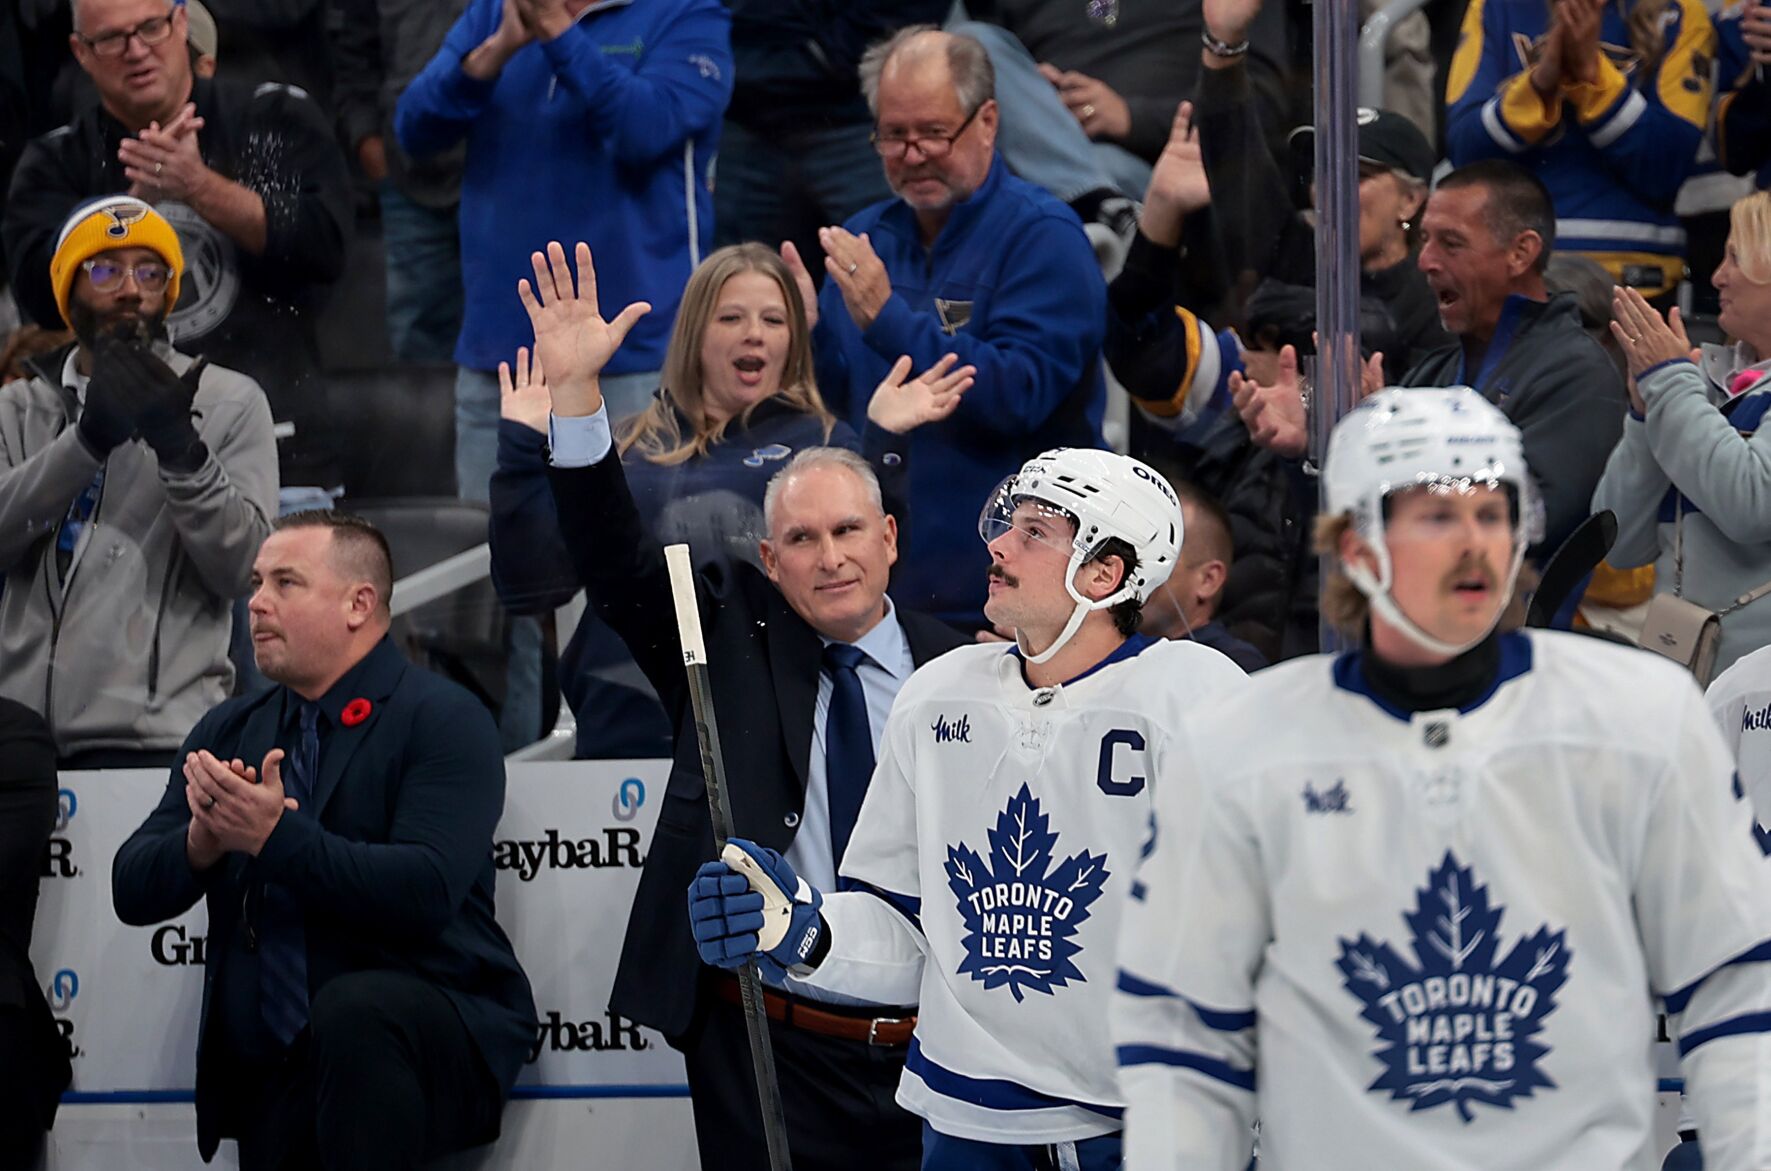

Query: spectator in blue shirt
[394,0,732,503]
[791,26,1106,631]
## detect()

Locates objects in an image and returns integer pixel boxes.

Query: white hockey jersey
[789,635,1249,1144]
[1115,630,1771,1171]
[1705,644,1771,850]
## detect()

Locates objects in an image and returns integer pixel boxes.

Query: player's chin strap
[1343,538,1527,660]
[1016,553,1140,665]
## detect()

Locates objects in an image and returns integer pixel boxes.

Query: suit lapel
[310,641,408,819]
[766,591,820,793]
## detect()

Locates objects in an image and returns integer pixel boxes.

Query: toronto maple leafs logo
[944,784,1109,1002]
[1336,852,1571,1123]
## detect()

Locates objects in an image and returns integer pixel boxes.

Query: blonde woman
[490,241,972,756]
[1594,190,1771,676]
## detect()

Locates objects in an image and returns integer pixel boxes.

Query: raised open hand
[1610,286,1696,384]
[1143,100,1210,247]
[781,240,819,332]
[516,241,650,418]
[498,346,552,434]
[867,353,977,434]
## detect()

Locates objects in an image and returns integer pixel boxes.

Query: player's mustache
[987,565,1018,588]
[1443,553,1498,590]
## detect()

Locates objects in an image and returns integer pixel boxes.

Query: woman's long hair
[618,243,834,466]
[1625,0,1672,82]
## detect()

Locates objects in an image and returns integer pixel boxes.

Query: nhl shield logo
[944,785,1108,1002]
[1336,852,1571,1123]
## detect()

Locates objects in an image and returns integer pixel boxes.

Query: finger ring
[1081,103,1096,119]
[847,262,858,275]
[204,796,217,810]
[155,161,164,177]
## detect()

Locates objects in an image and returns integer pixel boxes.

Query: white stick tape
[663,543,709,666]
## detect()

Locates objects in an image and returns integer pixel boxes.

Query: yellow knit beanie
[49,196,184,328]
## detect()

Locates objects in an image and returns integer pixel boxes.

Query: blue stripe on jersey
[1332,632,1533,722]
[1662,939,1771,1015]
[1676,1011,1771,1057]
[905,1038,1125,1120]
[842,879,924,935]
[1114,1044,1256,1091]
[1113,972,1257,1033]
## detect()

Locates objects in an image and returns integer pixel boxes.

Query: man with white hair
[1114,389,1771,1170]
[691,446,1247,1169]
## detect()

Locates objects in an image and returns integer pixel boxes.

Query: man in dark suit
[112,513,536,1171]
[522,241,966,1170]
[0,698,71,1170]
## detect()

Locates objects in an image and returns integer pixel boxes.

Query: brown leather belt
[710,971,916,1046]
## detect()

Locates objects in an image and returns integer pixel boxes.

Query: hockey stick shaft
[664,544,795,1171]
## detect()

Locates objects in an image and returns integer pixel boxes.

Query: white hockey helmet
[978,447,1183,663]
[1324,386,1543,657]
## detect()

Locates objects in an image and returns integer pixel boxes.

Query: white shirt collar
[822,596,912,681]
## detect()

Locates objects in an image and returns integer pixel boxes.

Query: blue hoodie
[812,156,1106,628]
[395,0,732,374]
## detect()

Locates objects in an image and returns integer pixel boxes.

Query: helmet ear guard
[979,448,1185,664]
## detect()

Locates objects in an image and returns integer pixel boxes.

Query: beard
[67,299,168,351]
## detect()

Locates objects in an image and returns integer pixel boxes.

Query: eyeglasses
[871,104,983,161]
[79,7,178,59]
[81,258,172,293]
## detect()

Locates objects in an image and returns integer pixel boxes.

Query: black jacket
[112,638,537,1161]
[546,450,964,1038]
[0,697,71,1134]
[1402,292,1628,560]
[3,76,352,488]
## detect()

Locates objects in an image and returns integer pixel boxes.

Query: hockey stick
[664,543,794,1171]
[1526,510,1618,629]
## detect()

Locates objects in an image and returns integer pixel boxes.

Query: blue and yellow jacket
[1446,0,1715,295]
[1716,1,1771,186]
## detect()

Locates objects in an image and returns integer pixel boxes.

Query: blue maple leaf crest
[1336,851,1572,1124]
[944,784,1110,1002]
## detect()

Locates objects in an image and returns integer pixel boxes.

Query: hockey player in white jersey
[689,448,1249,1170]
[1113,387,1771,1171]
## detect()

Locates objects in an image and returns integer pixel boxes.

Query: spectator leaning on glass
[1593,190,1771,678]
[489,241,974,759]
[2,0,352,501]
[394,0,732,504]
[0,196,276,770]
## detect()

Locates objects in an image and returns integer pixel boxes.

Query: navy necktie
[823,643,875,868]
[259,700,319,1047]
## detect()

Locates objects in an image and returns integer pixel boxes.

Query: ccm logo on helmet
[1132,465,1178,506]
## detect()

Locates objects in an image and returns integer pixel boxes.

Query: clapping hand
[818,227,892,331]
[498,346,552,435]
[1230,344,1307,457]
[515,241,650,418]
[119,103,208,202]
[1746,0,1771,66]
[867,353,976,434]
[1142,100,1210,247]
[184,748,298,862]
[1611,287,1698,412]
[1202,0,1263,44]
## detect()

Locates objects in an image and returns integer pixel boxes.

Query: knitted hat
[49,196,184,328]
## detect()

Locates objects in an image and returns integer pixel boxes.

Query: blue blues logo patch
[1337,852,1570,1123]
[945,784,1108,1002]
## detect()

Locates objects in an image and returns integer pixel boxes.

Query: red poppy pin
[341,698,372,727]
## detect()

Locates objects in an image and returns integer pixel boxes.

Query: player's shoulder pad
[1520,629,1708,741]
[894,640,1015,704]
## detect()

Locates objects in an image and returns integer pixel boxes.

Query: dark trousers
[675,990,921,1171]
[229,971,501,1171]
[0,1005,67,1171]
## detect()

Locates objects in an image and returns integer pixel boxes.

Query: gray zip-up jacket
[1593,344,1771,677]
[0,344,277,756]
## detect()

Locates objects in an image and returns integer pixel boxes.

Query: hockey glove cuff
[686,838,825,980]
